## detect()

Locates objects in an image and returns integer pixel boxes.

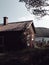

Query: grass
[0,48,49,65]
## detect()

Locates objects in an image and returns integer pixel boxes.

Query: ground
[0,48,49,65]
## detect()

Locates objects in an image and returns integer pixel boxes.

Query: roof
[0,20,36,33]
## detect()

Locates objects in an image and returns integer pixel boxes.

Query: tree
[19,0,49,17]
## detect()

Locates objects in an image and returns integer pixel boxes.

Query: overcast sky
[0,0,49,28]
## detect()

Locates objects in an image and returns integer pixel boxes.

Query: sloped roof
[0,20,36,33]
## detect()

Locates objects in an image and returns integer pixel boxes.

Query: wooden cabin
[0,17,36,52]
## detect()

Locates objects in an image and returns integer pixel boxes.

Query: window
[0,36,4,47]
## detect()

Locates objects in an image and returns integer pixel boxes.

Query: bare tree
[19,0,49,17]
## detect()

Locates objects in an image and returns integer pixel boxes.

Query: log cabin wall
[23,25,35,48]
[0,31,27,52]
[0,25,35,52]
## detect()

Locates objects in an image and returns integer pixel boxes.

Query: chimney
[3,17,8,25]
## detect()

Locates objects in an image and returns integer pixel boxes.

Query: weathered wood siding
[0,31,27,52]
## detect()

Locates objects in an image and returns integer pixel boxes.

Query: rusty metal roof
[0,20,36,33]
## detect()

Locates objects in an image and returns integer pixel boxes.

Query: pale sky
[0,0,49,28]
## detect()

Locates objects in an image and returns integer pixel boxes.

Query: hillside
[35,27,49,37]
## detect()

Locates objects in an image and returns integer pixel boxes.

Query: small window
[0,36,4,47]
